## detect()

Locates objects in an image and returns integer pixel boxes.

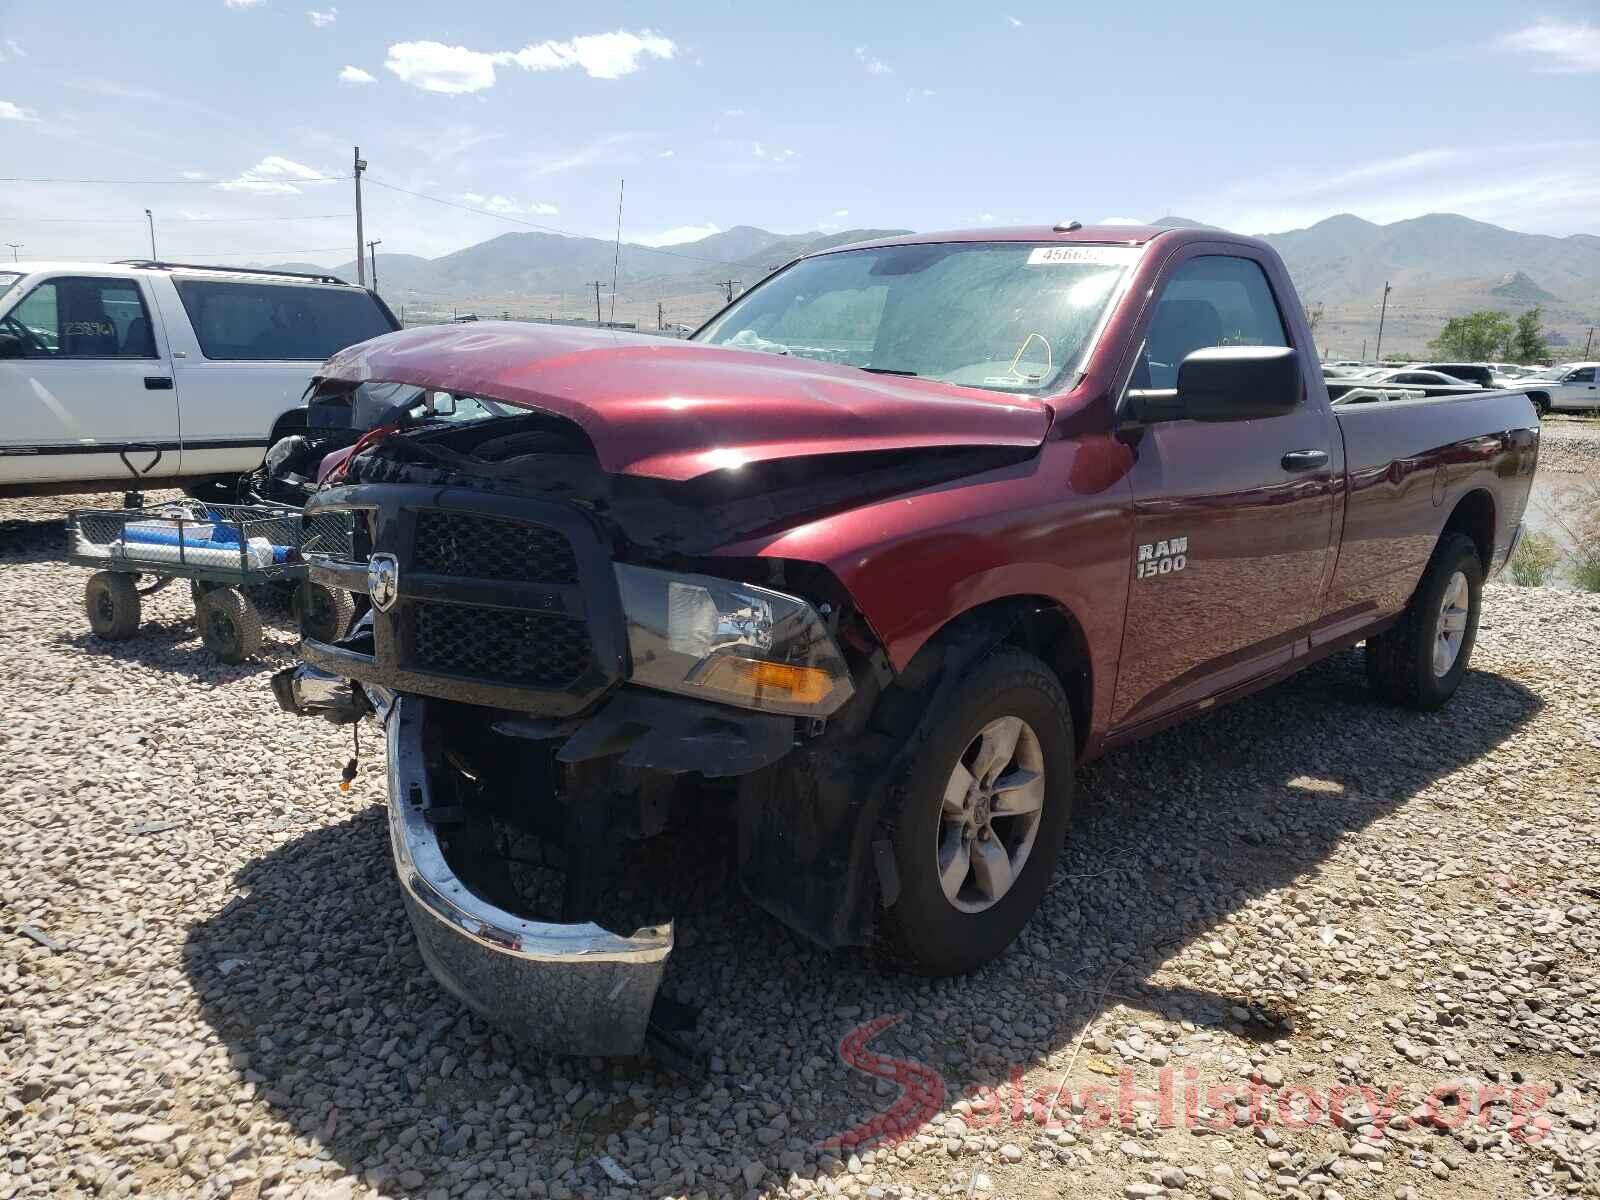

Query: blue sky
[1,0,1597,267]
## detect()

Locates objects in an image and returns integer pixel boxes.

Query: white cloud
[385,43,501,94]
[975,213,996,224]
[854,45,891,74]
[386,30,675,93]
[903,87,935,102]
[833,209,849,217]
[1006,16,1023,27]
[1498,21,1600,72]
[818,223,840,233]
[308,7,336,27]
[634,223,719,247]
[339,65,376,84]
[217,155,331,194]
[224,0,266,9]
[0,100,40,122]
[180,170,211,181]
[0,38,24,61]
[658,149,676,158]
[753,142,797,162]
[458,192,559,217]
[723,108,745,117]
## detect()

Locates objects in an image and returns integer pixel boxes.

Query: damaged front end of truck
[272,324,1050,1056]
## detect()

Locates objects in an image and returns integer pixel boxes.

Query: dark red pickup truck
[277,223,1538,1055]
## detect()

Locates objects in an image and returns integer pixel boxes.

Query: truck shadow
[181,648,1540,1196]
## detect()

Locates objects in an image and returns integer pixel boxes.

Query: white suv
[1514,363,1599,415]
[0,261,399,498]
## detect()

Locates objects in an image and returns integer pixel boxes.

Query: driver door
[0,274,180,485]
[1110,250,1338,731]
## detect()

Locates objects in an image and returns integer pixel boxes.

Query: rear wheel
[878,647,1074,976]
[1365,532,1482,710]
[85,572,141,640]
[196,586,263,663]
[1529,393,1551,416]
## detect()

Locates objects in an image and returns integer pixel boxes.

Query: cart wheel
[190,580,219,608]
[196,587,263,663]
[85,572,141,640]
[293,582,355,643]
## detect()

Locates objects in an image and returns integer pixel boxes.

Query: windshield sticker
[1026,245,1142,267]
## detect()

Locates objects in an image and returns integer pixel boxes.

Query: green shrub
[1568,483,1600,593]
[1510,530,1561,586]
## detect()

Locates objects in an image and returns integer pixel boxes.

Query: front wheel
[878,647,1074,976]
[1365,532,1483,710]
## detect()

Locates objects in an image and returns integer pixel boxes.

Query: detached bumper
[386,697,673,1056]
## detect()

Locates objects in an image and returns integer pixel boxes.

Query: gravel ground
[4,492,1600,1200]
[1538,419,1600,476]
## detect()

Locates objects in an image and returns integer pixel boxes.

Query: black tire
[293,582,354,643]
[196,587,263,663]
[878,646,1075,977]
[85,572,141,640]
[1365,532,1483,710]
[1527,394,1551,417]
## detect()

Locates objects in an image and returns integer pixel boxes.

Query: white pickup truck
[0,261,399,498]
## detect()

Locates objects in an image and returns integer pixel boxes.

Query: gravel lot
[1538,419,1600,476]
[4,492,1600,1200]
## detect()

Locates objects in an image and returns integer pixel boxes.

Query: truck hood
[319,322,1051,481]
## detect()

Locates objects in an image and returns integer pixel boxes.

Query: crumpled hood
[319,321,1051,481]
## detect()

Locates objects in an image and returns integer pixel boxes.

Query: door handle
[1281,448,1329,471]
[144,376,173,390]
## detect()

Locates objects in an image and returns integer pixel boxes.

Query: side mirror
[0,331,23,359]
[1177,345,1301,421]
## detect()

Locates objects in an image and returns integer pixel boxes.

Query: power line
[12,245,350,261]
[0,175,343,185]
[0,213,347,223]
[362,176,755,268]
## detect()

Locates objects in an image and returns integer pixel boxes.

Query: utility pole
[144,209,157,260]
[588,281,604,326]
[366,239,381,292]
[717,278,742,303]
[1586,326,1595,358]
[353,146,367,287]
[4,243,20,262]
[1361,338,1367,363]
[657,301,663,331]
[1373,281,1392,365]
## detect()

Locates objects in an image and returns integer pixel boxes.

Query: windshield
[693,241,1140,393]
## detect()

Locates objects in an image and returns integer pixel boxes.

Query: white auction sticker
[1026,245,1142,266]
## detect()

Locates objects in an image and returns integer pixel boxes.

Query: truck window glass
[173,279,394,361]
[0,276,156,358]
[1137,256,1288,389]
[693,241,1138,393]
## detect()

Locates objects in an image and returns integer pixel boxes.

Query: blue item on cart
[124,523,291,563]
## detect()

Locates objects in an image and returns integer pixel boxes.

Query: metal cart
[66,500,356,663]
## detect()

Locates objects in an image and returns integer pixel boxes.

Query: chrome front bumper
[386,697,673,1056]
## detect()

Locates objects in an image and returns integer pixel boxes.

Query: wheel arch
[1442,488,1495,571]
[269,406,309,444]
[903,594,1093,758]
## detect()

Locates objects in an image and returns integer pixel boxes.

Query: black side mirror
[1178,345,1301,421]
[0,331,23,359]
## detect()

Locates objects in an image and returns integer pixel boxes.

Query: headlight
[614,564,854,717]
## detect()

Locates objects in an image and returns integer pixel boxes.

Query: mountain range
[266,213,1599,354]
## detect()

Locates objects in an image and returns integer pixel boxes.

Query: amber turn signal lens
[695,657,833,705]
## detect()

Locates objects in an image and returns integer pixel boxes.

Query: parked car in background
[0,262,399,498]
[275,222,1539,1056]
[1325,368,1486,401]
[1511,362,1599,415]
[1412,362,1497,389]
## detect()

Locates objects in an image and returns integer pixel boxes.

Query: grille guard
[300,484,627,716]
